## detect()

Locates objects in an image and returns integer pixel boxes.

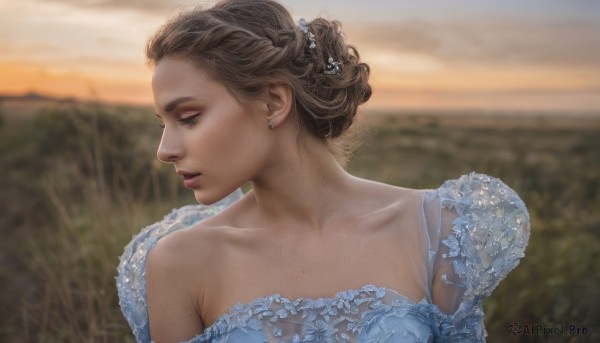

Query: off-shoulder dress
[117,173,530,342]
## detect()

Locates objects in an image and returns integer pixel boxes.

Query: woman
[116,0,530,342]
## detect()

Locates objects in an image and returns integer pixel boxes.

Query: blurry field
[1,100,598,342]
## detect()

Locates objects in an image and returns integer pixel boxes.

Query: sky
[1,0,600,113]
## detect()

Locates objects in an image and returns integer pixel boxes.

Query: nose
[156,128,183,163]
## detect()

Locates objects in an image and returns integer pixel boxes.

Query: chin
[193,190,219,206]
[193,187,237,206]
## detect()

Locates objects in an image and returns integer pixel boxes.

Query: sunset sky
[1,0,599,113]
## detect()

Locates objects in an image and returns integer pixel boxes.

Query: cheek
[196,107,271,175]
[221,121,271,171]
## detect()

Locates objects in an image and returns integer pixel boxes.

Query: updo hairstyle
[146,0,371,144]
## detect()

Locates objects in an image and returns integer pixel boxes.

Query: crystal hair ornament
[298,18,316,49]
[325,57,342,75]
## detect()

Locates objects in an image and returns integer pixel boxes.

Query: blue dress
[117,173,530,342]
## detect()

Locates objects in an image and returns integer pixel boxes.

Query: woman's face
[152,56,272,204]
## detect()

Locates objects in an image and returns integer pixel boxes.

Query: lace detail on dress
[433,172,530,340]
[193,285,442,343]
[438,173,530,299]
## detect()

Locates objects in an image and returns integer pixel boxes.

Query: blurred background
[1,0,599,341]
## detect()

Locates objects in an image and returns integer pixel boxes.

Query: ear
[265,83,293,128]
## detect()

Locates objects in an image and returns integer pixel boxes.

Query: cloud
[346,18,600,68]
[33,0,205,13]
[24,0,600,69]
[0,1,154,64]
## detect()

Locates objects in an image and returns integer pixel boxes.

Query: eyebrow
[162,96,197,114]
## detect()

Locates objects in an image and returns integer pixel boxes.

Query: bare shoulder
[351,176,426,209]
[145,218,236,342]
[339,177,428,240]
[148,193,253,266]
[146,197,254,294]
[148,219,223,268]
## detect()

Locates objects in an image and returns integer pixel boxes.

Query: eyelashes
[178,112,201,127]
[157,112,201,129]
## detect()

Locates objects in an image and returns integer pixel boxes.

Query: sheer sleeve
[116,190,243,343]
[423,173,530,341]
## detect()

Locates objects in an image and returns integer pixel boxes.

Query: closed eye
[178,112,201,127]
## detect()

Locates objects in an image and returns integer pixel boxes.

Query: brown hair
[146,0,371,161]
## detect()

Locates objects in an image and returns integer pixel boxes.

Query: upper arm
[422,187,464,315]
[430,204,464,315]
[424,173,530,339]
[146,232,206,343]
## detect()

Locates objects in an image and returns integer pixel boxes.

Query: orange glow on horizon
[0,62,153,105]
[1,0,599,113]
[3,57,600,111]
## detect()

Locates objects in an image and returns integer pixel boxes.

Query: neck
[248,134,356,236]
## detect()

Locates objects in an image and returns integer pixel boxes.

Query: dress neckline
[195,284,430,341]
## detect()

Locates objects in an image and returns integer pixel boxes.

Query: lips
[176,170,202,188]
[181,172,201,180]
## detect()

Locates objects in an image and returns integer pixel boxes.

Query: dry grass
[2,101,599,342]
[0,101,193,342]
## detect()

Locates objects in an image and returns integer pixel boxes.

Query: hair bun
[293,18,372,139]
[146,0,372,158]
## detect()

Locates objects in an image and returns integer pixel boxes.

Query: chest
[200,217,429,328]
